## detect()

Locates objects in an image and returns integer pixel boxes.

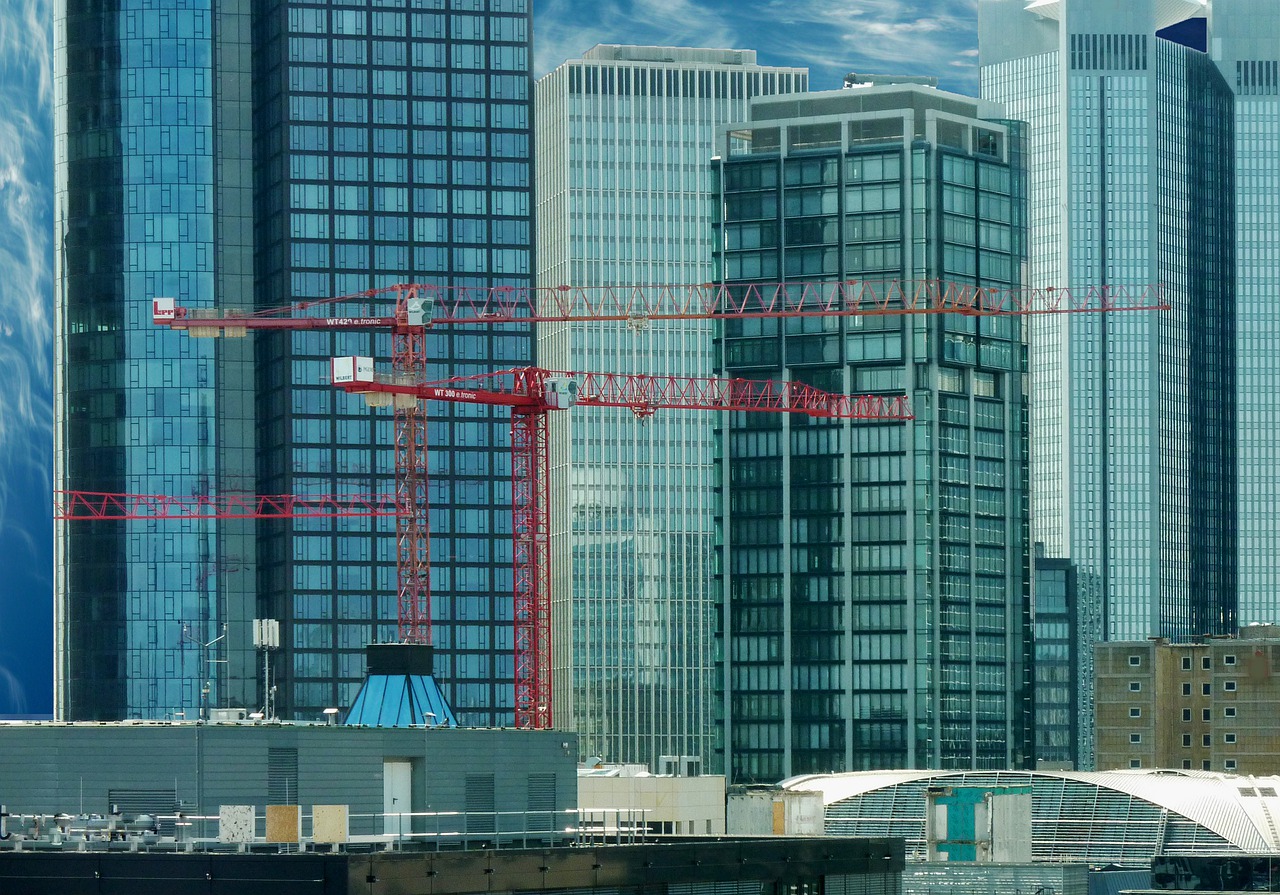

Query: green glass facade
[714,88,1032,782]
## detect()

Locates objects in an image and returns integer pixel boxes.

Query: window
[1129,707,1141,718]
[1130,759,1142,769]
[1224,654,1237,666]
[1182,683,1192,696]
[1183,760,1192,769]
[1203,761,1212,771]
[1225,733,1237,744]
[1225,706,1237,718]
[1129,655,1142,667]
[1129,733,1142,744]
[1226,760,1237,771]
[1203,683,1212,696]
[1181,656,1192,671]
[1182,734,1192,747]
[1203,656,1212,670]
[1225,680,1238,692]
[1203,734,1212,747]
[1203,708,1211,722]
[1129,681,1142,692]
[1182,709,1192,722]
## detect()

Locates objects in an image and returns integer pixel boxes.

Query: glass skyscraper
[254,0,532,726]
[55,0,258,720]
[714,87,1032,783]
[979,0,1237,767]
[1207,0,1280,626]
[534,46,806,769]
[54,0,532,725]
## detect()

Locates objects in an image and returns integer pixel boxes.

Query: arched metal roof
[1023,0,1206,30]
[781,769,1280,865]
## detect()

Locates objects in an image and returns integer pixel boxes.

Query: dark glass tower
[251,0,532,725]
[55,0,258,720]
[55,0,532,725]
[713,87,1032,783]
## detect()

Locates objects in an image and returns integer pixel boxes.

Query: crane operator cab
[405,294,435,327]
[543,377,579,410]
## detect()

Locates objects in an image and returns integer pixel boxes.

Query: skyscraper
[1206,0,1280,626]
[979,0,1237,766]
[55,0,258,720]
[253,0,533,726]
[54,0,533,725]
[714,87,1032,782]
[534,45,807,770]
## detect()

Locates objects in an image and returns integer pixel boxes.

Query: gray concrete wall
[0,723,577,823]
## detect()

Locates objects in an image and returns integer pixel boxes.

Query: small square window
[1129,655,1142,666]
[1183,760,1192,769]
[1183,683,1192,696]
[1129,707,1141,718]
[1130,733,1142,744]
[1203,760,1212,771]
[1203,708,1211,722]
[1183,734,1192,747]
[1181,656,1192,671]
[1203,656,1212,670]
[1129,681,1142,692]
[1225,733,1237,744]
[1182,709,1192,722]
[1225,680,1237,692]
[1203,683,1213,696]
[1224,654,1237,666]
[1226,760,1238,771]
[1225,706,1237,718]
[1130,759,1142,769]
[1204,734,1212,747]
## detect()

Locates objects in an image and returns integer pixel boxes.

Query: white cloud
[534,0,981,94]
[748,0,980,92]
[535,0,744,76]
[0,663,28,715]
[0,0,54,548]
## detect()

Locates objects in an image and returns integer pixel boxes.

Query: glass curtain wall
[714,90,1031,782]
[253,0,534,724]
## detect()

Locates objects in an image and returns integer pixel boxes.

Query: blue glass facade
[980,0,1237,767]
[252,0,533,724]
[713,88,1032,783]
[56,0,531,724]
[56,0,257,720]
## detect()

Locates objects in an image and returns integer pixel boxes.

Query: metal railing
[0,807,654,853]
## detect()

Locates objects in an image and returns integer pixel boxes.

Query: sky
[0,0,54,718]
[534,0,982,92]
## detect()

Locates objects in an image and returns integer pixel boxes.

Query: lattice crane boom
[334,359,913,729]
[54,491,398,520]
[152,279,1168,334]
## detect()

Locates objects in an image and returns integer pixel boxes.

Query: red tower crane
[151,277,1166,650]
[330,359,913,729]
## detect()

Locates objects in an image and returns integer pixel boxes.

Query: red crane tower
[329,359,913,729]
[151,277,1166,650]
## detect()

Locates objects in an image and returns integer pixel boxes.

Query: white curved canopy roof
[782,768,1280,853]
[1025,0,1206,30]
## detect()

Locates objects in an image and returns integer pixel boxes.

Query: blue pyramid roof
[345,673,459,728]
